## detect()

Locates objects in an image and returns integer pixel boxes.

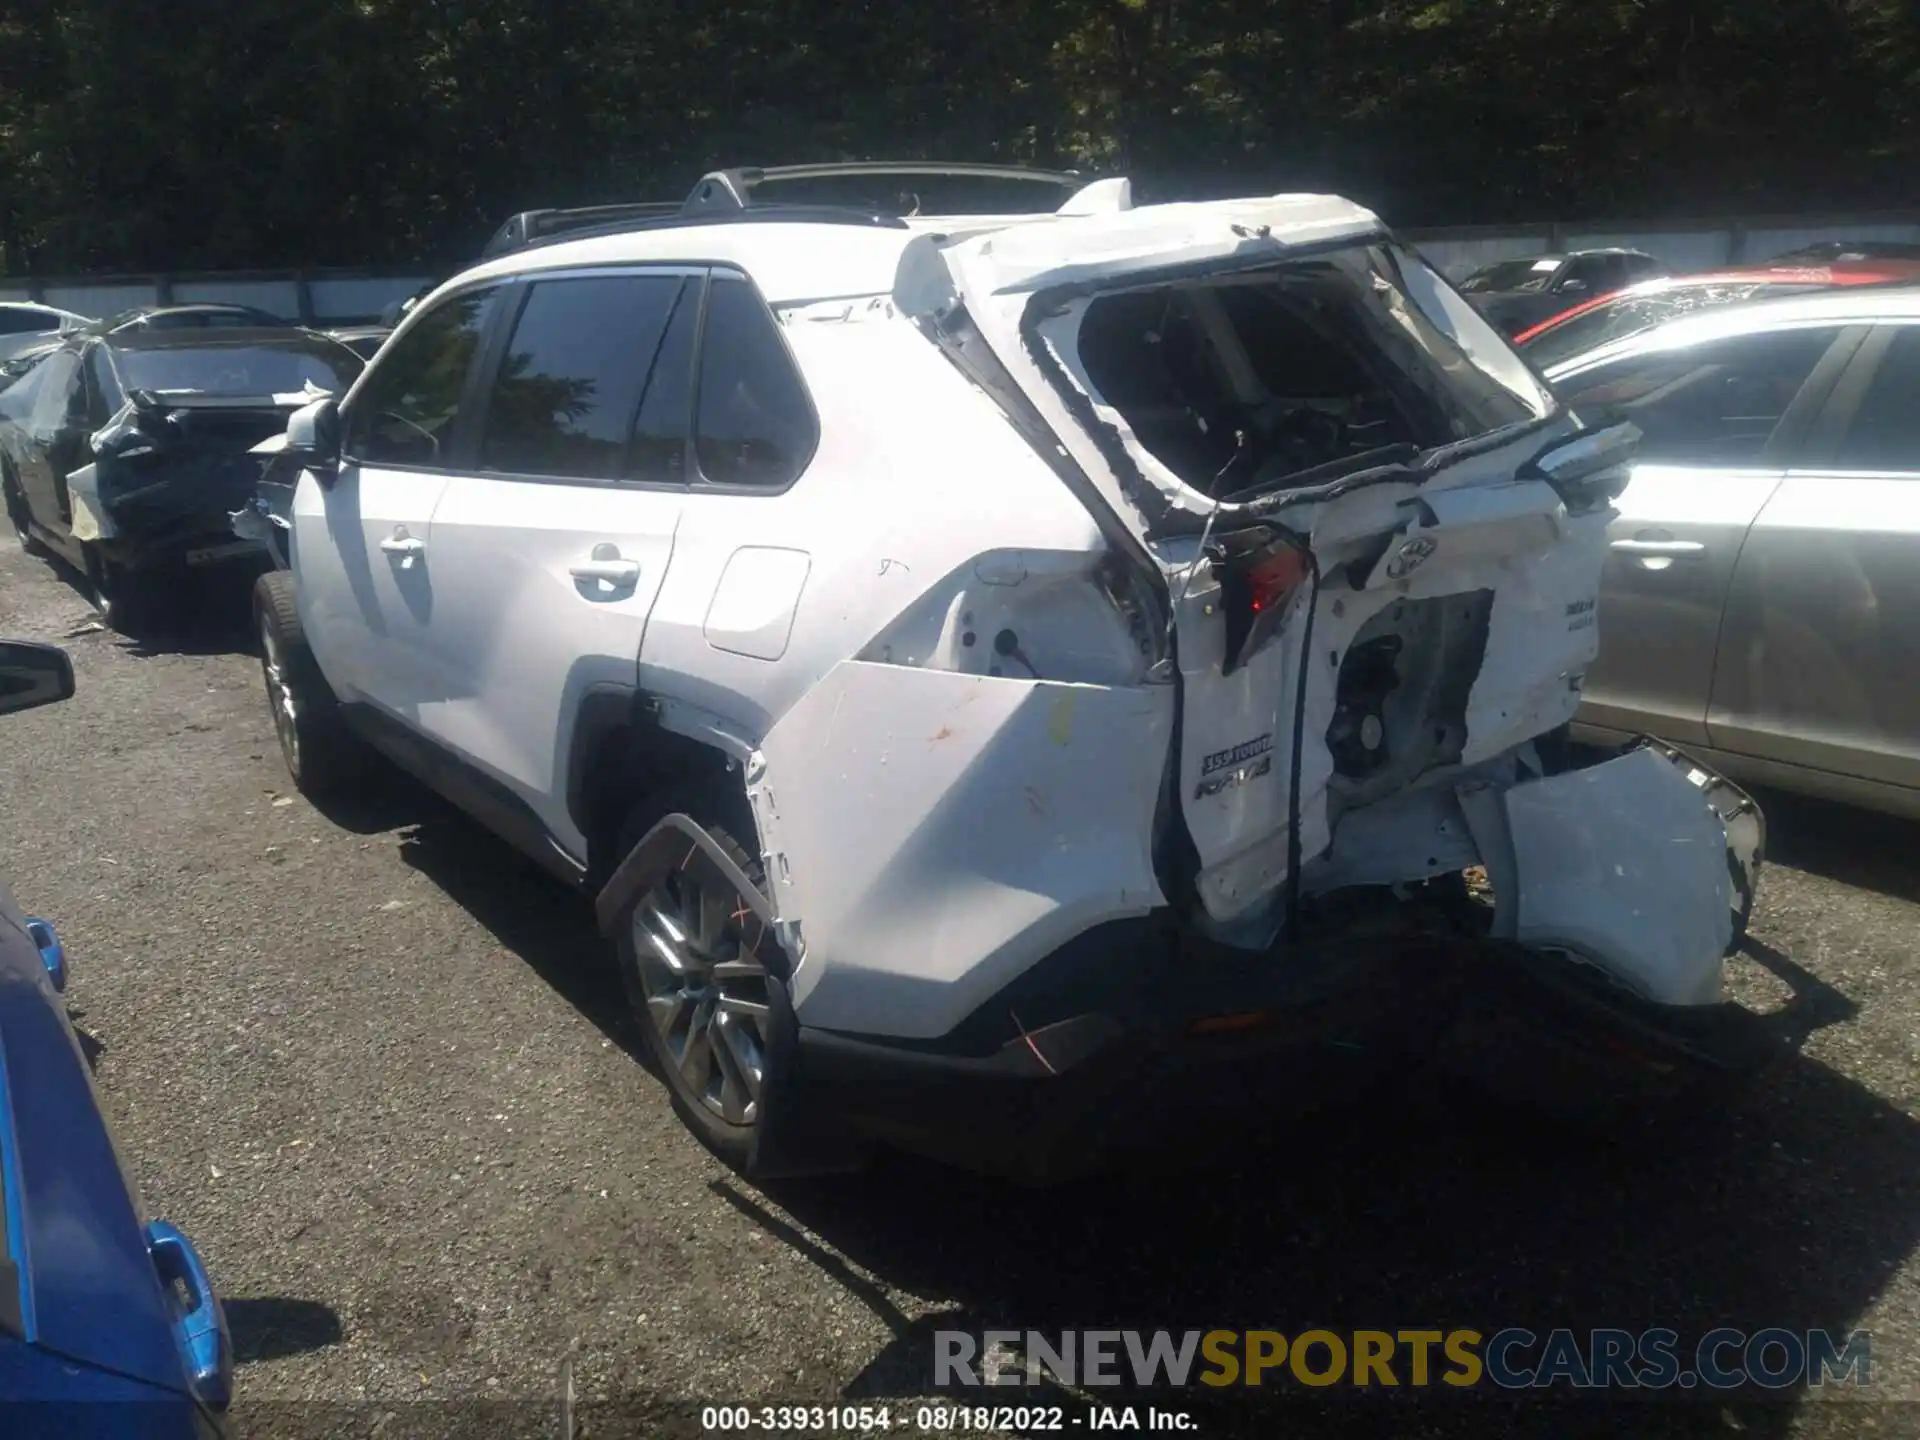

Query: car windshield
[1459,258,1561,294]
[1525,282,1830,372]
[115,342,361,397]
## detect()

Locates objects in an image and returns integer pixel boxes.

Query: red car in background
[1512,260,1920,371]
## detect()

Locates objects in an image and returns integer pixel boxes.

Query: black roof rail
[682,161,1084,215]
[482,162,1082,259]
[482,202,685,259]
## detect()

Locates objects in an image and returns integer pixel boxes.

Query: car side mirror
[0,641,75,717]
[1556,278,1588,295]
[284,395,342,484]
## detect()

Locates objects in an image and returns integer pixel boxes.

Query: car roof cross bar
[681,161,1086,215]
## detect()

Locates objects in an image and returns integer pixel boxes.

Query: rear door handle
[570,559,641,584]
[1610,539,1706,557]
[570,544,640,586]
[379,526,426,569]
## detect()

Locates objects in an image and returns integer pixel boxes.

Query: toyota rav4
[243,169,1771,1183]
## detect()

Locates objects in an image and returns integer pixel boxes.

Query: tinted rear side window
[479,274,684,481]
[693,275,817,489]
[629,280,700,484]
[347,288,498,467]
[1834,326,1920,471]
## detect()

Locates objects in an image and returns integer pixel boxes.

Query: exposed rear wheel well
[568,694,743,886]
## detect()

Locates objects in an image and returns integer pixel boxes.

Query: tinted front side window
[479,275,684,481]
[693,275,817,489]
[1557,327,1842,465]
[1834,326,1920,471]
[347,288,498,467]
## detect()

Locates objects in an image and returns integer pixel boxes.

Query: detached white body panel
[752,664,1171,1038]
[1459,749,1735,1007]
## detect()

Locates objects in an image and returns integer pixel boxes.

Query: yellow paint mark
[1047,692,1077,746]
[930,725,954,744]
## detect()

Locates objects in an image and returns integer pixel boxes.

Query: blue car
[0,640,230,1437]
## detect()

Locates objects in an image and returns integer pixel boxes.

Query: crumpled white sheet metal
[1458,746,1735,1007]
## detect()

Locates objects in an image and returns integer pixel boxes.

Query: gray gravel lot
[4,537,1920,1439]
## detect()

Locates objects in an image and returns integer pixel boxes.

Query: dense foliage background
[2,0,1917,273]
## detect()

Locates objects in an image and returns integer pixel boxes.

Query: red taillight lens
[1246,545,1310,615]
[1217,533,1314,674]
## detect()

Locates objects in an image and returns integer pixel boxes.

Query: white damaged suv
[248,167,1771,1182]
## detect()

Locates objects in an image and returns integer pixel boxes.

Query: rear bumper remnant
[1456,741,1761,1007]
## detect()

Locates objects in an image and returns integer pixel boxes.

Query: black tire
[84,545,169,635]
[611,784,792,1175]
[2,466,45,557]
[253,570,367,795]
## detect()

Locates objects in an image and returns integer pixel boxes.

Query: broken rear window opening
[114,343,362,399]
[1071,245,1550,503]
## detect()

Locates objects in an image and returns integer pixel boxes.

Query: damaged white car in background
[248,181,1775,1184]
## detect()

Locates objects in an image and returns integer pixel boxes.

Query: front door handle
[1611,539,1706,557]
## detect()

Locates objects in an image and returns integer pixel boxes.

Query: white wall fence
[6,209,1920,323]
[0,271,432,327]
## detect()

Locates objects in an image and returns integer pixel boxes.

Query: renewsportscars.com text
[936,1328,1873,1391]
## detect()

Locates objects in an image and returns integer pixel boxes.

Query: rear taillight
[1215,531,1313,674]
[1246,545,1310,615]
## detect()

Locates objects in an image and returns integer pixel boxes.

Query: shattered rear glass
[1525,282,1828,372]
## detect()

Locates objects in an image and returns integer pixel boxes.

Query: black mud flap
[593,814,862,1180]
[1433,942,1790,1121]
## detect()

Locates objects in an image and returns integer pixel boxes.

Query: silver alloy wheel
[260,618,301,776]
[632,863,773,1125]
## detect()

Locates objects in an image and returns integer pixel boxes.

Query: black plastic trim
[339,702,587,885]
[594,812,778,937]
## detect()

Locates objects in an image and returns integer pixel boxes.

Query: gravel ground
[4,537,1920,1439]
